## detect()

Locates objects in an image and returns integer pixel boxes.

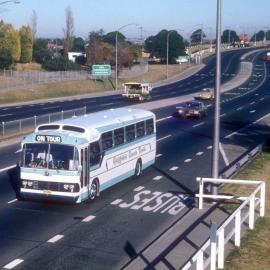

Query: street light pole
[212,0,222,194]
[166,31,172,80]
[115,23,138,90]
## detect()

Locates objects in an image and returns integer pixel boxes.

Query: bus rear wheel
[89,179,98,200]
[134,159,142,178]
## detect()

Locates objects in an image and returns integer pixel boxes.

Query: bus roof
[31,107,154,144]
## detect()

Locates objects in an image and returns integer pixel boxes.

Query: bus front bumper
[20,188,80,203]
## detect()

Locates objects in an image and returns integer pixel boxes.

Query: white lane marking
[184,159,192,163]
[134,186,144,192]
[100,103,114,107]
[82,215,96,223]
[154,94,161,97]
[3,259,24,269]
[156,116,172,122]
[0,165,16,173]
[15,106,22,109]
[250,102,255,105]
[219,143,230,166]
[111,199,122,205]
[207,145,212,150]
[220,113,226,117]
[236,107,243,111]
[15,149,22,154]
[7,198,17,204]
[47,234,64,243]
[196,152,204,156]
[0,113,12,117]
[260,97,265,101]
[192,122,205,128]
[157,134,172,142]
[2,108,8,111]
[225,112,270,139]
[250,110,256,114]
[153,176,163,181]
[41,106,60,110]
[156,153,162,158]
[170,166,179,171]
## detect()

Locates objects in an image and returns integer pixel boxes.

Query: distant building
[47,43,64,51]
[68,52,86,63]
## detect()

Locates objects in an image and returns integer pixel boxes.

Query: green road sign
[92,65,111,76]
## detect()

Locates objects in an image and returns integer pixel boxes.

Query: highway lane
[0,49,269,269]
[0,48,261,123]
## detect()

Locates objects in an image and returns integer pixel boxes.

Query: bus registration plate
[43,190,51,195]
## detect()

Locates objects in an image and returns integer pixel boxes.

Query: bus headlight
[22,180,34,189]
[62,184,77,193]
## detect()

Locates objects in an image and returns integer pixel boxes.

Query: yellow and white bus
[19,108,156,203]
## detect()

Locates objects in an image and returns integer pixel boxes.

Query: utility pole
[212,0,222,194]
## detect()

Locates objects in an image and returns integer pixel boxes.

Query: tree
[190,29,206,43]
[19,25,34,63]
[0,21,21,63]
[251,30,270,41]
[86,30,106,66]
[30,10,37,40]
[145,30,185,63]
[63,6,74,55]
[33,38,53,64]
[72,37,85,52]
[221,29,239,43]
[103,31,126,46]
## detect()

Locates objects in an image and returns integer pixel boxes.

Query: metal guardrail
[182,177,266,270]
[0,106,87,137]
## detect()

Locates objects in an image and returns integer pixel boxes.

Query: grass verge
[0,63,191,105]
[222,150,270,270]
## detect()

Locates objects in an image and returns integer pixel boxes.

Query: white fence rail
[0,106,87,137]
[181,177,265,270]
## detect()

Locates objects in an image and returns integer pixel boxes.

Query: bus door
[81,147,90,191]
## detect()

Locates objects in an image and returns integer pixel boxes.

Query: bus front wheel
[134,159,142,178]
[89,179,98,200]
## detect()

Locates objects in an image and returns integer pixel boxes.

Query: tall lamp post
[166,29,184,79]
[115,23,138,90]
[212,0,222,195]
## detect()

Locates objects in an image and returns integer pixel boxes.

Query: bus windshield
[23,143,79,171]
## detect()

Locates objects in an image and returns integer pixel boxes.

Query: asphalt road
[0,48,270,269]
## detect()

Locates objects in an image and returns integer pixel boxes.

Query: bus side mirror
[78,165,82,172]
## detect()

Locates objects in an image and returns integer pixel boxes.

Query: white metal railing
[181,177,266,270]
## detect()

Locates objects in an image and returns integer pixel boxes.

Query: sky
[0,0,269,40]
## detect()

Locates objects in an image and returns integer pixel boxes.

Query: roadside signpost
[92,65,111,76]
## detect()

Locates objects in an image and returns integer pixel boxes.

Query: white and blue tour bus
[19,108,156,203]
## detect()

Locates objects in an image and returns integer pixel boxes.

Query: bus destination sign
[35,135,62,143]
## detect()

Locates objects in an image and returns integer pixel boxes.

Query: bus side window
[114,128,124,146]
[126,125,135,142]
[101,131,113,150]
[136,121,145,138]
[90,142,101,166]
[146,119,154,135]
